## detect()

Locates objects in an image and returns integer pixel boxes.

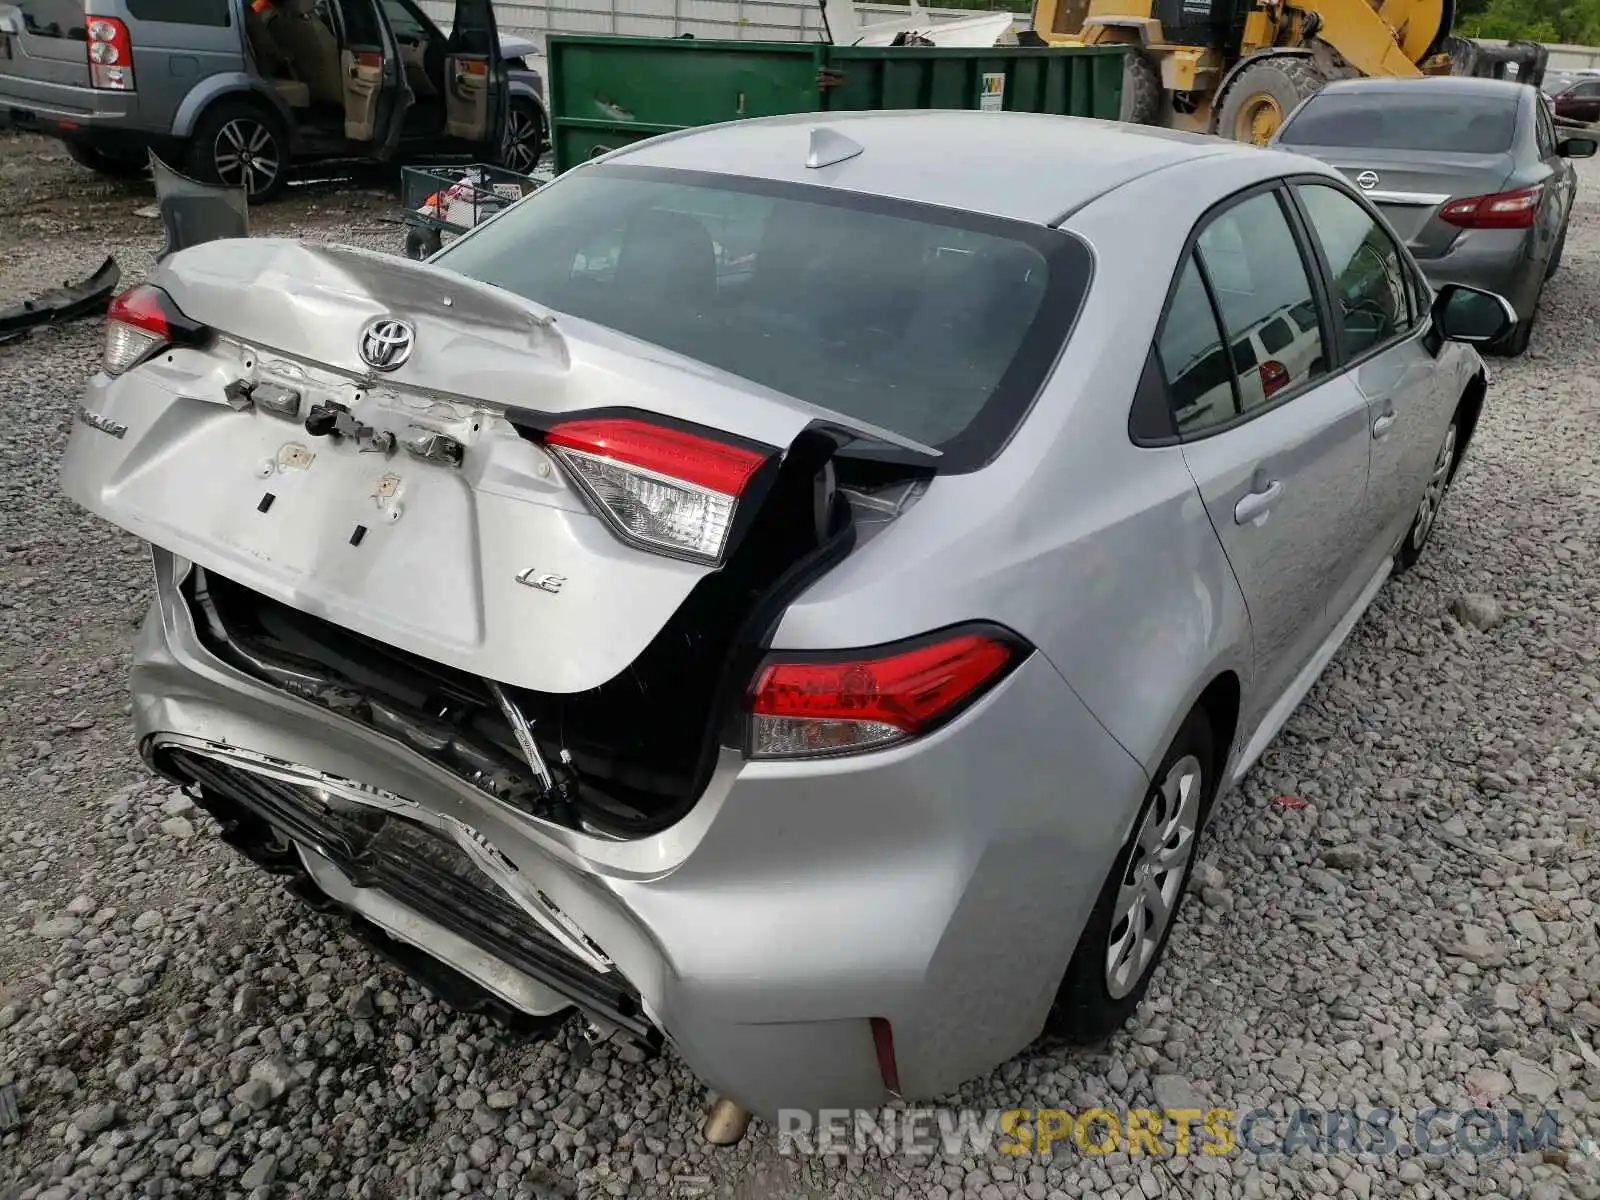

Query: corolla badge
[1356,170,1380,191]
[358,317,415,372]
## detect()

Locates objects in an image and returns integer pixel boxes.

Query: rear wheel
[1119,51,1163,125]
[64,141,149,179]
[1048,707,1216,1042]
[1394,417,1459,573]
[187,100,289,203]
[501,98,547,174]
[1547,226,1567,278]
[1215,54,1328,145]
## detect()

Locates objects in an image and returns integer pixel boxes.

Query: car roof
[598,110,1271,226]
[1316,75,1530,102]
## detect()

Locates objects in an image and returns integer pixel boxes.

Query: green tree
[1457,0,1600,45]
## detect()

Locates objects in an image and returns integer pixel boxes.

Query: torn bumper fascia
[0,256,120,341]
[149,152,249,260]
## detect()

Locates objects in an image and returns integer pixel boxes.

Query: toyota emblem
[358,317,415,372]
[1356,170,1380,191]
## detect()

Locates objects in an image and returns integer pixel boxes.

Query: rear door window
[1194,190,1327,413]
[1277,92,1517,153]
[1295,184,1414,358]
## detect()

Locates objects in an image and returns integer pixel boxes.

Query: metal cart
[400,162,540,260]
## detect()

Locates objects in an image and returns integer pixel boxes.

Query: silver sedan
[61,110,1513,1121]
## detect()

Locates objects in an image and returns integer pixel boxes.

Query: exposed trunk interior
[183,429,929,837]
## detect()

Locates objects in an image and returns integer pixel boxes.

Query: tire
[1393,416,1460,574]
[501,98,546,175]
[404,227,443,261]
[1047,706,1217,1043]
[63,140,149,179]
[1119,51,1162,126]
[1547,227,1566,278]
[1215,54,1328,145]
[186,100,289,204]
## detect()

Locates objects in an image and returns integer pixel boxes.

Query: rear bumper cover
[1414,228,1544,318]
[129,548,1148,1117]
[0,78,167,137]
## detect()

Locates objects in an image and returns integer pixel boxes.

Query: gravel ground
[2,128,1599,1200]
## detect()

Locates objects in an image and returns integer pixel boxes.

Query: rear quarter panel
[122,3,248,134]
[769,153,1300,788]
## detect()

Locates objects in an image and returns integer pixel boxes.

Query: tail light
[1259,359,1289,398]
[86,17,135,91]
[543,417,772,564]
[747,627,1024,759]
[1440,185,1542,230]
[103,284,207,376]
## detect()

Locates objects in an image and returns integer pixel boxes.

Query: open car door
[338,0,413,157]
[444,0,507,156]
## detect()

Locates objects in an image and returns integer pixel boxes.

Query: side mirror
[1432,283,1516,345]
[1559,136,1598,158]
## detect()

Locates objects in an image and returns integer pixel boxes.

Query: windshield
[1277,92,1518,153]
[437,165,1092,468]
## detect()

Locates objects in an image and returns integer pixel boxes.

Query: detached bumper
[127,548,1148,1118]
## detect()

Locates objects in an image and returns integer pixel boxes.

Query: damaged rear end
[61,161,1085,1093]
[65,237,937,837]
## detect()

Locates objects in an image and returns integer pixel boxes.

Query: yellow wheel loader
[1027,0,1459,142]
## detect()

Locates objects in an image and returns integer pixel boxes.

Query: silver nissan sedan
[60,110,1513,1123]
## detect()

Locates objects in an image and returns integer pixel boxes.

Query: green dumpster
[546,34,1128,175]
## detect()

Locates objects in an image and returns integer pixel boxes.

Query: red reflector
[1440,185,1542,230]
[545,418,767,494]
[356,50,383,68]
[870,1017,901,1096]
[107,284,171,339]
[751,632,1015,735]
[1259,359,1289,398]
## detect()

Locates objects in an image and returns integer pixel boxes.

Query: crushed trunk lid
[62,238,914,698]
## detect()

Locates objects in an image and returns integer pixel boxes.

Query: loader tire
[1215,54,1328,145]
[1119,51,1163,125]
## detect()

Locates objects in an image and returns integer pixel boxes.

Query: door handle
[1234,480,1283,526]
[1372,412,1397,439]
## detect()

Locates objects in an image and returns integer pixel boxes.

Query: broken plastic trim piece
[147,735,617,974]
[150,152,248,260]
[0,256,121,338]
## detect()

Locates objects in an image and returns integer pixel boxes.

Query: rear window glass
[16,2,82,35]
[1277,92,1518,153]
[438,165,1091,469]
[1259,317,1293,354]
[125,0,231,23]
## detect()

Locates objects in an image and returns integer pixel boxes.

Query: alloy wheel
[1105,754,1203,999]
[213,118,281,199]
[1411,424,1458,553]
[503,106,543,174]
